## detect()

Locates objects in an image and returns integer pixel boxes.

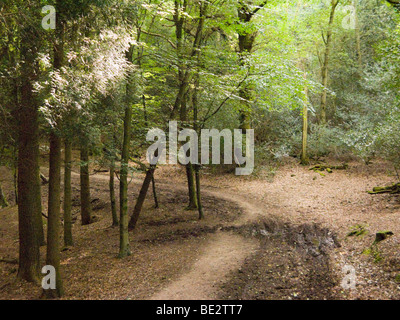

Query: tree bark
[128,167,155,231]
[119,104,132,257]
[44,131,64,298]
[355,2,363,76]
[193,73,204,220]
[119,47,134,258]
[16,28,43,283]
[63,140,73,246]
[195,165,204,220]
[12,150,18,204]
[109,159,119,227]
[185,164,198,209]
[151,168,159,209]
[80,147,92,225]
[301,72,309,165]
[319,0,339,125]
[237,1,262,130]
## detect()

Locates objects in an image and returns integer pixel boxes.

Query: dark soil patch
[218,220,341,300]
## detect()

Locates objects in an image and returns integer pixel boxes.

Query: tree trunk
[355,3,363,76]
[80,147,92,225]
[0,182,8,208]
[16,29,43,283]
[44,131,64,298]
[119,104,132,257]
[151,168,159,209]
[109,160,118,227]
[301,72,309,165]
[128,167,155,231]
[63,140,73,246]
[237,3,258,130]
[185,164,198,209]
[195,165,204,220]
[12,148,18,204]
[119,48,134,257]
[193,73,204,220]
[319,0,339,125]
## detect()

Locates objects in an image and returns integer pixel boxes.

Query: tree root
[368,183,400,194]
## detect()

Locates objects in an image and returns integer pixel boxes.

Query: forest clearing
[1,0,400,302]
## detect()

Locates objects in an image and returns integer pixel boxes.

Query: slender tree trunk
[0,182,9,208]
[12,148,18,204]
[80,147,92,225]
[128,167,155,231]
[63,140,73,246]
[43,18,65,298]
[44,132,64,298]
[194,165,204,220]
[119,104,132,257]
[179,83,197,210]
[193,73,204,220]
[17,30,43,283]
[151,168,159,209]
[185,164,198,209]
[355,3,363,76]
[170,0,187,119]
[119,47,134,257]
[301,72,309,165]
[319,0,339,125]
[237,2,260,130]
[109,159,118,227]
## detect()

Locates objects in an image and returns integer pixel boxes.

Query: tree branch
[141,30,177,49]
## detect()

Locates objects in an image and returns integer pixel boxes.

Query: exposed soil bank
[218,221,341,300]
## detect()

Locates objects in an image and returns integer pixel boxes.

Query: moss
[317,170,325,177]
[362,247,371,255]
[374,231,394,244]
[347,224,368,237]
[362,245,383,263]
[312,238,320,246]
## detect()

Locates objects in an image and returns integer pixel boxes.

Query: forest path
[150,232,257,300]
[83,171,263,300]
[148,182,264,300]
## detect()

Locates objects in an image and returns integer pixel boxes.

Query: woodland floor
[1,155,400,300]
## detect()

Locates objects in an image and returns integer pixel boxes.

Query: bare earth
[1,157,400,299]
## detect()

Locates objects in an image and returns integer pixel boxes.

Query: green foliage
[347,224,368,237]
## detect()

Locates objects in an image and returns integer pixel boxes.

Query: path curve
[84,171,263,300]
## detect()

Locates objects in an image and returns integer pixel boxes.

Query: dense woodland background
[1,0,400,299]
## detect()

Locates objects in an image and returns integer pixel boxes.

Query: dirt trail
[151,232,257,300]
[149,190,261,300]
[146,180,265,299]
[83,171,262,300]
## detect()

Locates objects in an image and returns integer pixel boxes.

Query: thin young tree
[319,0,340,124]
[119,47,135,258]
[63,139,73,246]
